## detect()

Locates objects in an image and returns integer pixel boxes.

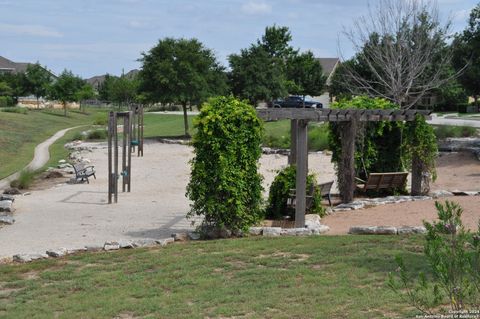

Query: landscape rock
[46,248,68,258]
[397,226,427,235]
[187,232,201,240]
[305,214,321,229]
[248,227,263,236]
[431,190,454,198]
[0,215,15,225]
[103,242,120,251]
[412,196,432,201]
[0,201,14,213]
[451,190,479,196]
[58,159,66,164]
[85,244,103,252]
[349,226,397,235]
[313,225,330,235]
[172,233,189,242]
[0,194,15,202]
[374,226,398,235]
[3,188,20,195]
[118,240,134,249]
[156,238,174,246]
[262,227,282,237]
[13,253,48,263]
[281,228,311,236]
[132,239,157,247]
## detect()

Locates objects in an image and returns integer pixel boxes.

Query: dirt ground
[1,143,479,258]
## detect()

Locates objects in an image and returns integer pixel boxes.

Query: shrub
[71,131,84,141]
[0,107,27,114]
[388,201,480,313]
[92,113,108,125]
[0,96,14,107]
[186,96,264,235]
[86,129,107,140]
[308,124,329,151]
[10,169,35,189]
[434,125,478,139]
[265,166,325,220]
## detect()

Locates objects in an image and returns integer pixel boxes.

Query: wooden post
[339,117,357,203]
[113,113,118,203]
[289,119,297,165]
[108,112,114,204]
[122,115,127,193]
[138,105,144,157]
[131,105,137,153]
[295,120,308,228]
[127,111,132,192]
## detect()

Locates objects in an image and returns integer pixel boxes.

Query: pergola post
[339,117,357,203]
[411,155,423,196]
[289,119,297,165]
[295,119,308,228]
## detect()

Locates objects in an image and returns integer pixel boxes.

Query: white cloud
[241,1,272,15]
[0,23,63,38]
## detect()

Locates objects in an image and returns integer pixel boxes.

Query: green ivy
[186,96,264,234]
[265,166,325,220]
[328,96,405,183]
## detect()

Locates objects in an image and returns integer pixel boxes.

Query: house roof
[318,58,340,77]
[0,56,54,77]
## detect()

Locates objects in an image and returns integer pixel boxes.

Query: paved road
[428,114,480,128]
[0,127,79,190]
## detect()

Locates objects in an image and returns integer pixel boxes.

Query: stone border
[348,225,427,235]
[248,214,330,237]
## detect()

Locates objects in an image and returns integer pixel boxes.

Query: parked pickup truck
[269,96,323,109]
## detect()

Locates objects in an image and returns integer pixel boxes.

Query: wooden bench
[287,180,335,210]
[72,164,96,184]
[355,172,408,192]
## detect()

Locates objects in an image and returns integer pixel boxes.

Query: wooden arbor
[257,108,432,228]
[108,111,133,204]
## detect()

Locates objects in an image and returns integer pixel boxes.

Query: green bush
[92,113,108,125]
[308,124,329,151]
[10,169,35,189]
[266,166,325,220]
[186,96,264,235]
[0,96,15,108]
[0,106,27,114]
[71,131,84,141]
[86,129,107,140]
[434,125,478,139]
[388,201,480,313]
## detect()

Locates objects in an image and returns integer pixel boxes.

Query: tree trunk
[64,102,67,117]
[411,155,422,196]
[37,97,40,109]
[182,102,190,137]
[339,118,358,203]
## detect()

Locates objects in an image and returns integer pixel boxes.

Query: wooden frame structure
[108,111,133,204]
[257,108,432,228]
[130,104,144,157]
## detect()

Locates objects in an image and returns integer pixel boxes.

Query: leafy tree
[98,74,115,102]
[76,83,96,112]
[48,70,84,116]
[452,4,480,106]
[340,0,455,108]
[139,38,227,136]
[0,72,28,103]
[286,51,326,102]
[0,81,13,96]
[187,96,264,236]
[110,75,139,106]
[24,63,53,108]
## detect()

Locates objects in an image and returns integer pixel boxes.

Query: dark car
[269,96,323,109]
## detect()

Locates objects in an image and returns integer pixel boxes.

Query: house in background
[315,57,340,108]
[0,56,31,75]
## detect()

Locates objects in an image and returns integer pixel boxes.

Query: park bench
[287,180,335,210]
[355,172,408,192]
[72,163,96,184]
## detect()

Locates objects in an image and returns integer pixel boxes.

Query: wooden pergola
[257,108,432,228]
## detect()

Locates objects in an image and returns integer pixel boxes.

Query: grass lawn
[0,108,108,179]
[0,235,425,318]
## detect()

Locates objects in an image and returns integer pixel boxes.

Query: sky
[0,0,477,79]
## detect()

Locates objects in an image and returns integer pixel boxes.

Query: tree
[139,38,227,137]
[0,72,28,103]
[24,63,53,108]
[452,4,480,106]
[229,25,296,104]
[110,75,139,106]
[76,83,96,112]
[98,74,115,102]
[0,81,13,96]
[286,51,326,102]
[48,70,84,116]
[340,0,455,109]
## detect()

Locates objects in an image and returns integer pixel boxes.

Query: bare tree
[339,0,458,109]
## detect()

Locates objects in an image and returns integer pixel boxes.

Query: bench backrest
[318,181,334,195]
[364,172,408,191]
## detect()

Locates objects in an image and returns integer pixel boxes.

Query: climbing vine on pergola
[257,108,432,228]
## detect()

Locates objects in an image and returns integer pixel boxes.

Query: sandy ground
[1,142,479,258]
